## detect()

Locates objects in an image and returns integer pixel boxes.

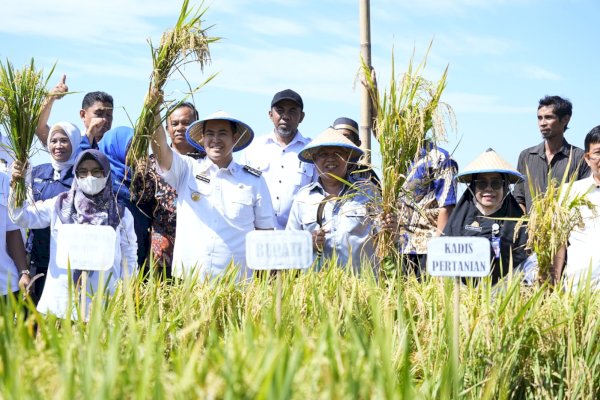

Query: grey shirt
[514,139,590,212]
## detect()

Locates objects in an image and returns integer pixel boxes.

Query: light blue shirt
[286,177,381,273]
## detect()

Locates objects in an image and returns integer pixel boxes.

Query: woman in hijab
[10,149,137,319]
[27,122,81,303]
[443,148,528,284]
[98,126,152,271]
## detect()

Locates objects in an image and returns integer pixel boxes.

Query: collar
[529,138,572,158]
[266,129,310,148]
[308,176,352,196]
[199,157,238,175]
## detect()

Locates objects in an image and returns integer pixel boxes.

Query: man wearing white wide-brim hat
[240,89,318,230]
[286,128,396,273]
[151,110,274,281]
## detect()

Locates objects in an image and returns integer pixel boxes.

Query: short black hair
[584,125,600,152]
[538,95,572,130]
[166,101,199,124]
[82,91,114,109]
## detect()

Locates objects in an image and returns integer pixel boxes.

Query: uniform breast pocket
[341,205,370,235]
[224,191,254,224]
[293,164,313,187]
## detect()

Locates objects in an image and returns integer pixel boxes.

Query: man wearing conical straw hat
[514,96,590,213]
[240,89,317,230]
[151,110,275,281]
[286,128,396,273]
[443,149,530,284]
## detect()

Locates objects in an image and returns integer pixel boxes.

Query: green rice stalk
[127,0,218,170]
[361,44,455,268]
[0,58,54,206]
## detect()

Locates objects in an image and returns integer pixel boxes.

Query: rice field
[1,263,599,399]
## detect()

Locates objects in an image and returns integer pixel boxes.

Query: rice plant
[126,0,218,169]
[361,44,455,269]
[0,58,54,206]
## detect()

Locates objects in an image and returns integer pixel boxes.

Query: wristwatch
[19,269,31,276]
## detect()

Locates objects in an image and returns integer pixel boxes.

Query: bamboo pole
[359,0,372,163]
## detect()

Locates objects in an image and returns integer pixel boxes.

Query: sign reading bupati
[427,237,491,277]
[246,231,313,270]
[56,224,117,271]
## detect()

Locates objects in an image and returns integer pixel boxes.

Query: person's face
[585,142,600,182]
[538,105,569,140]
[167,106,196,154]
[269,100,304,139]
[473,172,505,212]
[202,120,238,167]
[313,146,351,181]
[48,130,72,162]
[338,128,361,147]
[80,101,113,136]
[76,159,105,178]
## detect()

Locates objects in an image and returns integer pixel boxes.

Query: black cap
[332,117,359,135]
[271,89,303,109]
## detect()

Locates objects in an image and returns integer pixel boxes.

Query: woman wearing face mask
[24,122,81,303]
[443,148,529,284]
[9,149,137,319]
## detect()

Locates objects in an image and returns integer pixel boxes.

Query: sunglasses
[473,179,504,190]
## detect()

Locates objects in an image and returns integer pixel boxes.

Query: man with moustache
[514,96,590,213]
[240,89,317,230]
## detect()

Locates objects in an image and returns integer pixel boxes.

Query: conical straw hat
[185,110,254,153]
[455,148,524,184]
[298,127,364,163]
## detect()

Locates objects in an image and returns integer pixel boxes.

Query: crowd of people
[1,74,599,318]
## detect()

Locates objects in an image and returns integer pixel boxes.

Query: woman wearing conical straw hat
[286,127,396,273]
[443,148,530,284]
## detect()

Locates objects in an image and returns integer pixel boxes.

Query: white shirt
[162,152,274,281]
[0,172,19,295]
[240,130,317,230]
[563,176,600,291]
[9,196,137,318]
[286,178,381,273]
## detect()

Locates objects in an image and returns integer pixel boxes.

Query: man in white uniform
[151,110,274,281]
[240,89,317,230]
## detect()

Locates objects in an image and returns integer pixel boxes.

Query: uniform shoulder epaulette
[243,165,262,177]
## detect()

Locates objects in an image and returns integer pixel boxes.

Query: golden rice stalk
[517,164,593,284]
[361,44,455,265]
[0,58,54,206]
[127,0,218,168]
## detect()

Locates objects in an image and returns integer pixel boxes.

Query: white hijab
[47,122,81,176]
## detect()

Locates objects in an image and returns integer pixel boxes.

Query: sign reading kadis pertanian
[426,236,491,277]
[246,231,313,270]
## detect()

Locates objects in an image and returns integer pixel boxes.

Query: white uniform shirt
[240,130,317,230]
[286,178,381,273]
[10,196,137,318]
[564,176,600,291]
[162,152,275,281]
[0,172,20,295]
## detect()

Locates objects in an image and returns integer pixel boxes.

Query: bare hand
[380,212,397,232]
[11,160,28,182]
[49,74,68,100]
[18,274,32,294]
[87,117,107,141]
[312,228,327,252]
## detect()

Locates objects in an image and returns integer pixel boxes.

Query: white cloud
[444,91,530,113]
[242,15,309,37]
[521,65,562,81]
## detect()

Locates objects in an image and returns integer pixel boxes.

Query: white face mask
[76,175,109,195]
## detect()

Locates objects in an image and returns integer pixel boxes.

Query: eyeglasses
[587,153,600,161]
[473,179,504,190]
[76,168,105,178]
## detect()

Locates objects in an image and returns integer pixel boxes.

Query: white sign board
[246,231,313,270]
[427,236,491,277]
[56,224,117,271]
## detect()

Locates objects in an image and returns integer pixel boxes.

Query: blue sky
[1,0,598,172]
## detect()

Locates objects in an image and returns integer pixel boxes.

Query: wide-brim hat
[185,111,254,153]
[298,127,364,163]
[455,148,524,184]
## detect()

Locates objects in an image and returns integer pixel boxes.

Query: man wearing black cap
[332,117,380,186]
[240,89,317,230]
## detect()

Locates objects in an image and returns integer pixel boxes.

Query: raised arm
[149,92,173,172]
[35,74,68,146]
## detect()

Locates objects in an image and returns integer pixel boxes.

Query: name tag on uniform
[195,174,210,183]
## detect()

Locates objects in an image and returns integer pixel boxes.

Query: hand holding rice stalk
[127,0,218,169]
[361,46,455,269]
[0,58,54,206]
